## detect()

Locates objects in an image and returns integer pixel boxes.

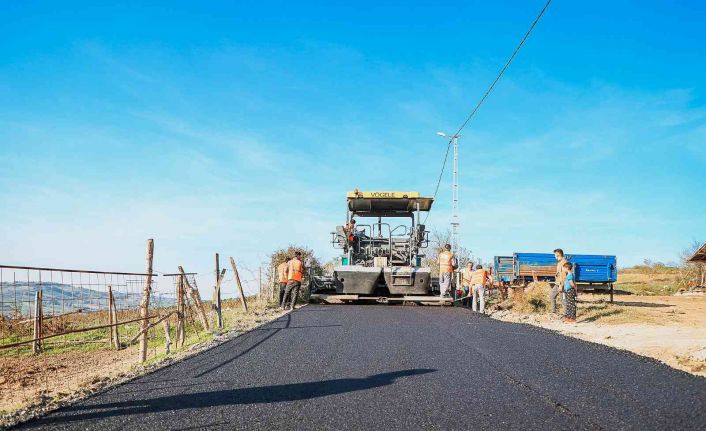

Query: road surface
[18,305,706,430]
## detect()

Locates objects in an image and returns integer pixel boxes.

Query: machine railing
[330,220,431,268]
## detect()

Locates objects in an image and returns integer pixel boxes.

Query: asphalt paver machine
[310,190,450,304]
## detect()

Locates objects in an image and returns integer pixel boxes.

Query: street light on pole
[436,131,460,256]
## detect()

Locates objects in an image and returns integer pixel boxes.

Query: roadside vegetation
[616,239,704,295]
[616,264,682,295]
[0,298,285,422]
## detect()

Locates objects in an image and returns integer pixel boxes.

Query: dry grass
[616,267,682,295]
[499,265,698,314]
[499,265,699,317]
[576,301,662,324]
[0,300,286,419]
[510,281,552,314]
[616,262,706,295]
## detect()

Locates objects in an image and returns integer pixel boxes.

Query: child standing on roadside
[562,262,577,323]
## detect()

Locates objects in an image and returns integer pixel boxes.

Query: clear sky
[1,1,705,293]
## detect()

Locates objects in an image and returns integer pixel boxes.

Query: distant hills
[0,282,174,318]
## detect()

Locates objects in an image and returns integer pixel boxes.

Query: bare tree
[680,240,706,288]
[422,229,474,276]
[266,245,324,302]
[323,258,339,274]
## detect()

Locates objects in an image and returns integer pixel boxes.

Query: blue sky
[1,1,705,292]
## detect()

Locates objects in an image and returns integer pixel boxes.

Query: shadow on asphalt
[30,369,436,426]
[256,324,344,330]
[192,314,342,378]
[289,308,335,312]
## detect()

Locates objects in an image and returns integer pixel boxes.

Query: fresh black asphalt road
[17,305,706,430]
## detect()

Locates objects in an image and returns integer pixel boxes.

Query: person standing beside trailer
[470,264,489,313]
[281,252,305,310]
[550,248,568,314]
[277,258,290,307]
[461,262,474,307]
[438,244,455,297]
[562,262,577,323]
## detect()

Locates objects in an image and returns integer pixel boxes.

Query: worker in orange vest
[344,219,356,243]
[438,244,455,298]
[470,264,490,313]
[277,258,290,306]
[344,219,359,253]
[281,251,305,310]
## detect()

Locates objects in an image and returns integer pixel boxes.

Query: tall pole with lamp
[436,132,460,256]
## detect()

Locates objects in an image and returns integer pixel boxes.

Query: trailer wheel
[609,283,614,303]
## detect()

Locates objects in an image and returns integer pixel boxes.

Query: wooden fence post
[32,290,43,354]
[214,253,223,329]
[163,319,172,354]
[139,238,154,363]
[112,294,120,349]
[230,257,249,312]
[107,286,120,349]
[215,268,225,327]
[179,266,210,330]
[107,286,114,348]
[176,274,185,348]
[214,253,219,308]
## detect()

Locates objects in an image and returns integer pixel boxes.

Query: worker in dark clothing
[281,251,305,311]
[277,257,290,306]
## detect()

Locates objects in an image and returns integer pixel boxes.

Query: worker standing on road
[277,257,290,306]
[438,244,455,297]
[470,264,489,313]
[550,248,568,314]
[281,251,305,310]
[461,262,473,307]
[562,262,577,323]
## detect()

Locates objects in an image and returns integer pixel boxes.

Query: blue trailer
[493,253,618,301]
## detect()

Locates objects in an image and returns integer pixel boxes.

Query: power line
[426,0,552,218]
[453,0,552,137]
[423,139,453,224]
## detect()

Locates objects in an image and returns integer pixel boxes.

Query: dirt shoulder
[1,303,288,428]
[489,293,706,377]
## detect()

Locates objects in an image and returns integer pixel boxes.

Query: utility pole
[451,135,459,255]
[214,253,223,329]
[437,132,461,255]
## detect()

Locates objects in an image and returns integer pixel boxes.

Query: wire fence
[0,258,276,415]
[0,266,161,352]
